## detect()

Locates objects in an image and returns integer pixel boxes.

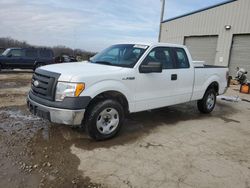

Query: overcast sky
[0,0,226,51]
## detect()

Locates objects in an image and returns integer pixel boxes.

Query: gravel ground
[0,70,250,188]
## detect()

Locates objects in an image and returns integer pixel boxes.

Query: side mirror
[7,54,12,57]
[139,62,163,73]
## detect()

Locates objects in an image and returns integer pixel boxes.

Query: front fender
[81,79,135,110]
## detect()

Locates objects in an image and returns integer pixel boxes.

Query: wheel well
[86,91,129,115]
[207,82,219,94]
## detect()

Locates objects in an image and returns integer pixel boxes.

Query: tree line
[0,37,96,61]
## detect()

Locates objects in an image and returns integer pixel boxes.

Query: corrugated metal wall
[229,34,250,76]
[184,36,218,65]
[160,0,250,69]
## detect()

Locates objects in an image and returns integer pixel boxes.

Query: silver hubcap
[206,93,215,110]
[96,108,119,135]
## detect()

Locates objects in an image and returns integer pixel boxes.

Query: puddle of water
[1,109,41,121]
[219,117,241,124]
[0,107,101,188]
[0,107,49,138]
[242,98,250,103]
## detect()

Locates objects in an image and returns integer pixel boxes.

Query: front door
[135,47,194,112]
[135,47,177,112]
[5,49,24,68]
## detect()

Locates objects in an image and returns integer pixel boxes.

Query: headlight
[55,82,85,101]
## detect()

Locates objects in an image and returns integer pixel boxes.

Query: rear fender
[192,74,220,100]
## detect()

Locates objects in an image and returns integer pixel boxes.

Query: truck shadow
[72,100,239,150]
[0,100,240,187]
[0,100,238,152]
[0,101,236,150]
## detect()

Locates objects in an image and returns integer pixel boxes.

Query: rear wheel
[197,89,216,113]
[85,99,124,141]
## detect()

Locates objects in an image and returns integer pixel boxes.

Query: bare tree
[0,37,95,60]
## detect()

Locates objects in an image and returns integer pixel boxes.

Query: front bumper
[27,95,85,125]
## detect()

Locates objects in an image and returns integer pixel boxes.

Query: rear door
[24,49,38,68]
[135,46,194,112]
[39,49,54,64]
[171,47,194,102]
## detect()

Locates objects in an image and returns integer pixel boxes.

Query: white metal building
[160,0,250,76]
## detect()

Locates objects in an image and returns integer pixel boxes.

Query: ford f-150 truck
[27,43,229,140]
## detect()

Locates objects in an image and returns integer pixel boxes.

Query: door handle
[171,74,177,80]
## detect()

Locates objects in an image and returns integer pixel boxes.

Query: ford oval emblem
[34,80,39,87]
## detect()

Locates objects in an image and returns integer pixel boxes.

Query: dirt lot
[0,70,250,188]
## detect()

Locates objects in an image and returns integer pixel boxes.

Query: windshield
[90,44,148,68]
[2,49,11,56]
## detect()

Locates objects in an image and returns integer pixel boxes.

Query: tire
[0,64,2,71]
[197,89,216,114]
[85,99,124,141]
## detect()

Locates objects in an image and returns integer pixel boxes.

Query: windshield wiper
[94,61,113,66]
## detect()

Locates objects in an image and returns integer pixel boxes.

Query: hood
[39,61,123,81]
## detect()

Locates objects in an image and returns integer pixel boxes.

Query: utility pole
[158,0,165,42]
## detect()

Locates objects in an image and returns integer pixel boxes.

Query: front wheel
[84,99,124,141]
[197,89,216,113]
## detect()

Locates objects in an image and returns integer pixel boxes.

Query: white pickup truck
[27,43,229,140]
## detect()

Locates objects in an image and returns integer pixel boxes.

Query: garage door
[184,36,218,65]
[229,35,250,76]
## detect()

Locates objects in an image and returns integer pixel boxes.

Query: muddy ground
[0,70,250,188]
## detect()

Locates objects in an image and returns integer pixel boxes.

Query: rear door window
[174,48,190,68]
[39,49,53,58]
[142,47,174,69]
[26,49,38,58]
